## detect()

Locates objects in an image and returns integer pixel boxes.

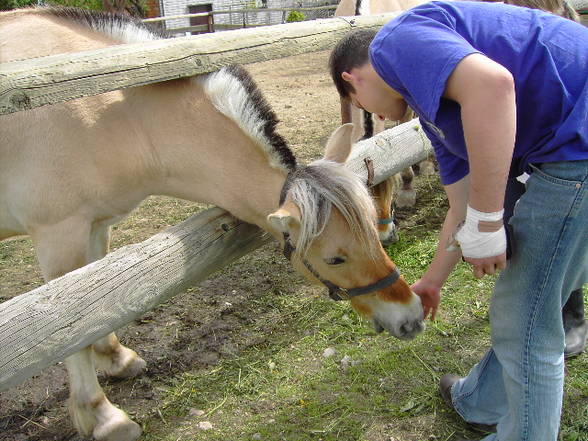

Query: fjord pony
[0,8,424,441]
[335,0,436,244]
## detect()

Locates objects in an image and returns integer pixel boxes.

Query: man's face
[348,91,409,122]
[343,65,409,121]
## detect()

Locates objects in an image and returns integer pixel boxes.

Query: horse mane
[286,160,380,260]
[196,65,296,173]
[42,6,168,43]
[41,7,297,173]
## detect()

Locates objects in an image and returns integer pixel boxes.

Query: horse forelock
[356,0,370,16]
[196,65,296,173]
[287,161,379,259]
[42,6,167,43]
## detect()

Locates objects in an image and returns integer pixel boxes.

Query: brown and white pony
[334,0,436,244]
[0,8,424,441]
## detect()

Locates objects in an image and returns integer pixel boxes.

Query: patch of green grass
[138,177,587,441]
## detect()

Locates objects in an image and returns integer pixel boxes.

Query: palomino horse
[334,0,436,244]
[0,8,424,441]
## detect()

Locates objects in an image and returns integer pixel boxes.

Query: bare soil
[0,50,431,441]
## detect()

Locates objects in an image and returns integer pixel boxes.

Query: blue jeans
[449,160,588,441]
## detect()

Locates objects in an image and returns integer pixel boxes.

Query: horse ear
[267,201,301,233]
[323,123,354,164]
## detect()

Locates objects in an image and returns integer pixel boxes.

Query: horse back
[0,9,123,62]
[0,9,153,239]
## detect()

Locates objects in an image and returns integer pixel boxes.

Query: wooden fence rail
[0,12,399,116]
[0,119,433,392]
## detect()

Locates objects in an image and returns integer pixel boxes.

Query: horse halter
[279,169,401,301]
[281,232,400,301]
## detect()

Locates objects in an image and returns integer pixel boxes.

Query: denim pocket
[529,162,587,188]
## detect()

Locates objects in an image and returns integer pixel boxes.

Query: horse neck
[127,82,290,231]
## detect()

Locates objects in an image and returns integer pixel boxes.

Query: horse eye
[325,257,346,266]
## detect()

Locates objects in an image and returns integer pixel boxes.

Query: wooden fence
[0,12,433,391]
[142,5,339,34]
[0,13,400,115]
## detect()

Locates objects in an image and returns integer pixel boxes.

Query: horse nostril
[400,321,414,335]
[373,320,385,333]
[399,320,425,339]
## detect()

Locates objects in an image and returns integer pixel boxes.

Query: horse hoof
[395,189,416,208]
[93,416,142,441]
[113,354,147,379]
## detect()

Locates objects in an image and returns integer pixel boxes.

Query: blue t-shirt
[370,1,588,185]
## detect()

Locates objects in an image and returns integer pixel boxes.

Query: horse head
[268,125,425,340]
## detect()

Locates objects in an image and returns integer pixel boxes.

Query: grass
[136,176,588,441]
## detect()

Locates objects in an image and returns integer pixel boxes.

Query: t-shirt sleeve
[420,118,469,185]
[370,9,480,122]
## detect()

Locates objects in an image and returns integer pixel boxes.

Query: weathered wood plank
[346,119,434,185]
[0,118,431,391]
[0,208,271,391]
[0,13,399,115]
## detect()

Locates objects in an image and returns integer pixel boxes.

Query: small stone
[323,347,337,358]
[189,408,205,417]
[340,355,352,372]
[198,421,213,430]
[252,433,262,440]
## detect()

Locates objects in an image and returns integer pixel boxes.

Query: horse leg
[417,156,436,177]
[31,220,142,441]
[89,225,146,378]
[366,113,402,244]
[93,332,146,378]
[371,176,400,244]
[65,351,142,441]
[395,166,417,208]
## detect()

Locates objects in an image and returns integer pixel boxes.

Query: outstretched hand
[411,278,441,321]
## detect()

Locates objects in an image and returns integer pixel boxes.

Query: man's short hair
[329,29,377,98]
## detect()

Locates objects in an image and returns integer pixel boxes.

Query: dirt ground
[0,50,404,441]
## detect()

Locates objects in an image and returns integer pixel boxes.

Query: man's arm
[443,53,515,276]
[412,178,468,319]
[444,53,516,213]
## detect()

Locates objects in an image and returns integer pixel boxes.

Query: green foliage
[286,10,305,22]
[0,0,143,12]
[0,0,36,11]
[241,0,257,9]
[46,0,103,9]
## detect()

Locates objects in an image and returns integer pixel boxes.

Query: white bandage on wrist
[454,205,506,259]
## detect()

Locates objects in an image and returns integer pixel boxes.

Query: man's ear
[341,71,355,85]
[323,123,354,164]
[267,201,301,234]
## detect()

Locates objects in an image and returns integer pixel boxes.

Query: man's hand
[411,278,441,320]
[463,253,507,279]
